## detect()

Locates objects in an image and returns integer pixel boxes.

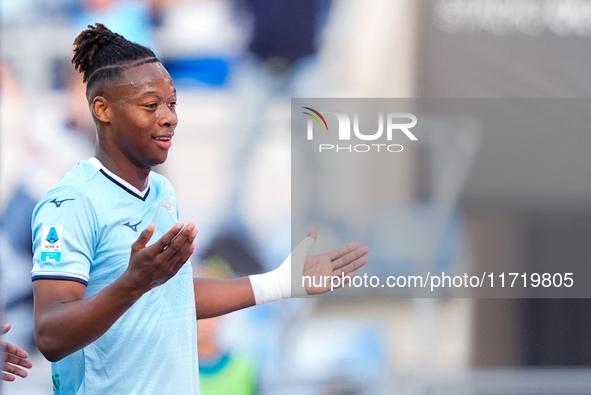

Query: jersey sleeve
[31,187,97,286]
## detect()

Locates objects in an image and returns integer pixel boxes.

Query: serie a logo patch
[41,225,62,262]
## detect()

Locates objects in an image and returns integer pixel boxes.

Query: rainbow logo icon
[302,107,329,131]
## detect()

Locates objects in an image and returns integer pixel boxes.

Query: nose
[158,105,178,128]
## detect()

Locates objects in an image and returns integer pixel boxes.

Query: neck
[95,146,150,191]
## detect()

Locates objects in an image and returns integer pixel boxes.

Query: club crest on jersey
[41,225,62,262]
[159,201,178,222]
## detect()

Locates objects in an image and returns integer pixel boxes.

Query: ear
[91,96,111,124]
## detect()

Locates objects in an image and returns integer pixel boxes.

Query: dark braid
[72,23,158,93]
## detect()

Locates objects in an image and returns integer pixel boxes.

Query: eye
[168,102,177,108]
[144,103,157,109]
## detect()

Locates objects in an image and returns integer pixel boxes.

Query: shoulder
[36,185,92,209]
[33,162,101,225]
[32,186,97,227]
[36,161,101,206]
[54,160,101,191]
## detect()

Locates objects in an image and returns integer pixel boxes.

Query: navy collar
[88,157,150,201]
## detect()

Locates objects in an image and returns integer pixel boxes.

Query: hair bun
[92,24,122,46]
[71,23,157,87]
[72,23,123,81]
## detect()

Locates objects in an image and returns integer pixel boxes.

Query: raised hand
[125,222,197,292]
[301,227,369,295]
[1,324,33,381]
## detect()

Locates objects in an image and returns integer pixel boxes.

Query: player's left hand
[249,228,369,303]
[301,227,369,295]
[1,323,33,381]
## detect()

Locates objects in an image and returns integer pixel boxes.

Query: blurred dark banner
[417,0,591,366]
[418,0,591,98]
[418,0,591,208]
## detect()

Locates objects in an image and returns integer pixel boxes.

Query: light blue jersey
[31,158,199,395]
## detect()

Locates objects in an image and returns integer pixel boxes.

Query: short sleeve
[31,187,96,286]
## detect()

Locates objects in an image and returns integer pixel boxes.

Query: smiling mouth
[152,136,173,150]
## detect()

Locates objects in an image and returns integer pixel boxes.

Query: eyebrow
[139,89,177,98]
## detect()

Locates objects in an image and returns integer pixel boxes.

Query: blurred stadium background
[3,0,591,394]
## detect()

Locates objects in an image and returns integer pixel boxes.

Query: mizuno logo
[50,198,75,207]
[122,220,142,232]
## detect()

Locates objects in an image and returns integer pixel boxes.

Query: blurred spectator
[226,0,329,226]
[0,66,94,348]
[212,0,331,264]
[198,316,257,395]
[196,260,258,395]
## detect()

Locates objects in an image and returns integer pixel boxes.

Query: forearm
[193,245,298,318]
[193,277,255,319]
[34,276,143,362]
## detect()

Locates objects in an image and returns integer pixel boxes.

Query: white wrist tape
[249,235,315,305]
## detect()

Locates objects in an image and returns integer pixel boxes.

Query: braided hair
[72,23,159,96]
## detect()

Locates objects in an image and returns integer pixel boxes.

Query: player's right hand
[125,222,197,292]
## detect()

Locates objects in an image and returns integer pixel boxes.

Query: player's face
[106,62,178,169]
